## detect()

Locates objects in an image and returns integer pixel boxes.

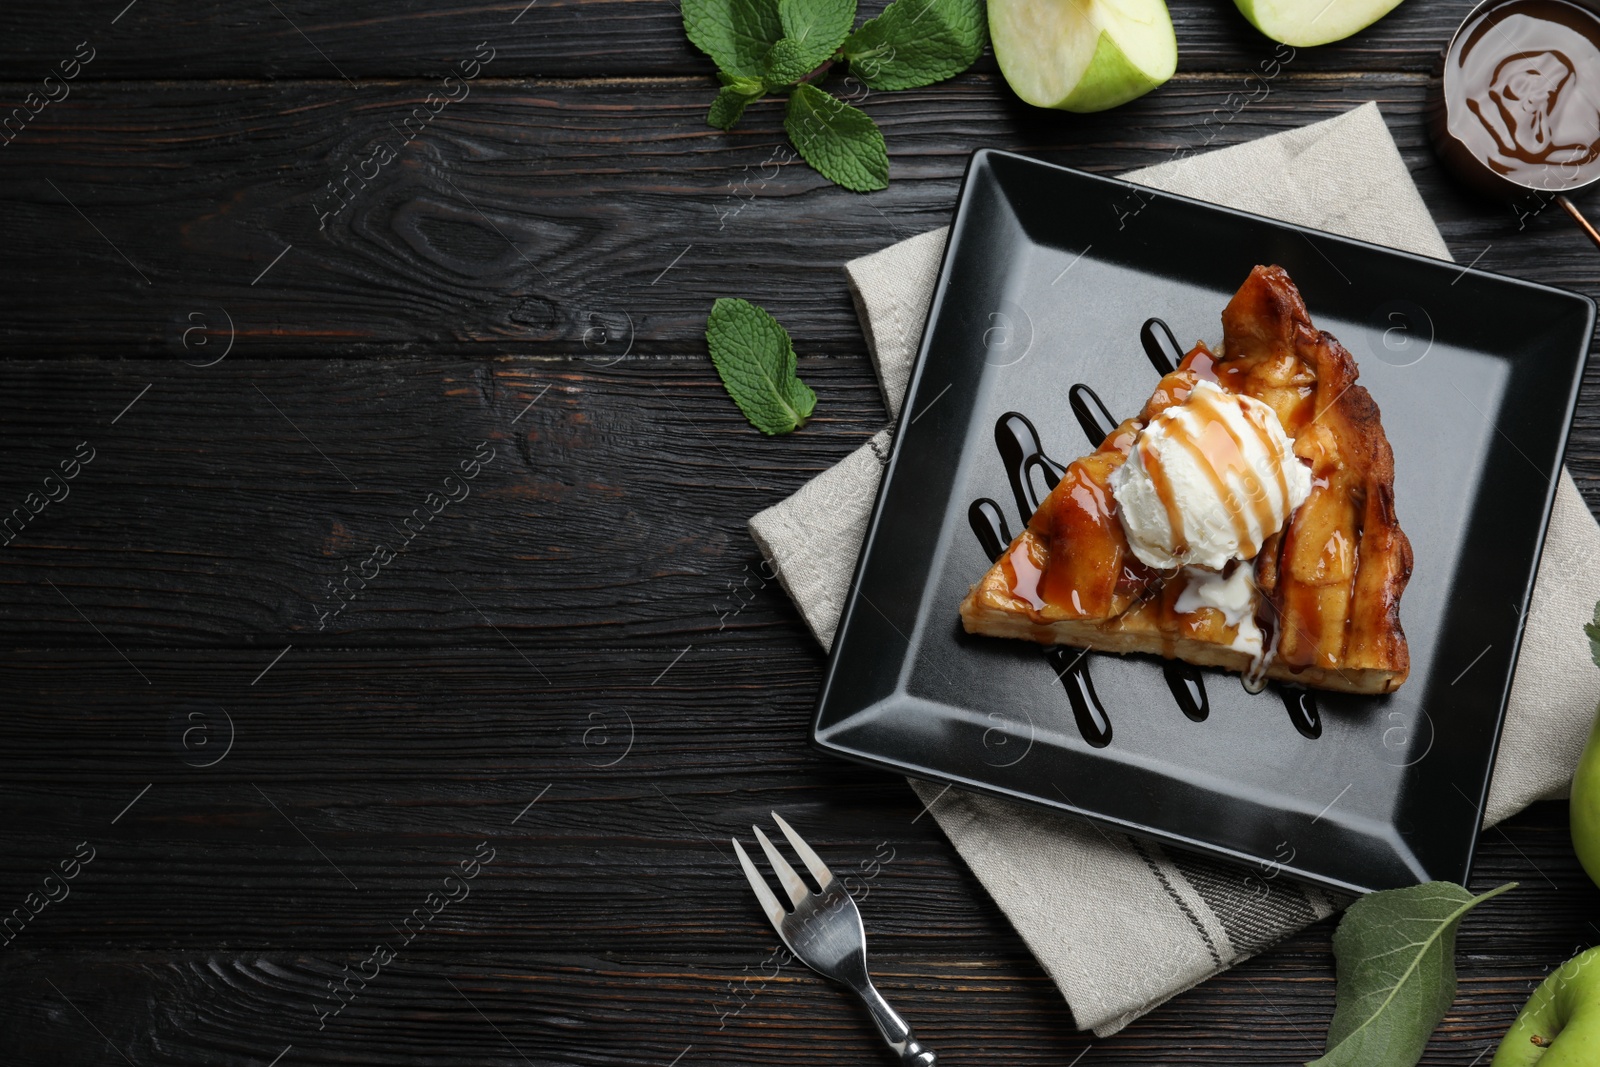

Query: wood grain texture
[0,0,1486,79]
[0,640,1591,1066]
[0,945,1572,1065]
[0,648,1590,957]
[3,75,1599,359]
[5,2,1600,1063]
[0,359,884,647]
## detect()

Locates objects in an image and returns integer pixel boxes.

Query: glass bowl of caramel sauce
[1429,0,1600,204]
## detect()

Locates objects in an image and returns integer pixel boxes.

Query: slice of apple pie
[959,265,1412,695]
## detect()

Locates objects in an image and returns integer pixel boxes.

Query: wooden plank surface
[0,0,1485,79]
[5,0,1600,1064]
[4,75,1598,358]
[0,360,885,646]
[0,943,1573,1065]
[0,644,1592,1065]
[0,649,1589,953]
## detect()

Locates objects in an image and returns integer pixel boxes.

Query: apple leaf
[1585,597,1600,668]
[842,0,986,90]
[683,0,785,80]
[783,82,888,191]
[705,298,817,435]
[1308,881,1516,1067]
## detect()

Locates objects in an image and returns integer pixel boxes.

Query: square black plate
[813,150,1595,895]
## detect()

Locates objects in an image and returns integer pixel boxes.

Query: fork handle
[854,977,936,1066]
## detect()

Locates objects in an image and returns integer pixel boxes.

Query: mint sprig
[706,298,817,435]
[682,0,986,191]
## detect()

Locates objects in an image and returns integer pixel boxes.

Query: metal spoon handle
[851,976,936,1066]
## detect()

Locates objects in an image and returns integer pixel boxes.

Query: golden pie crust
[959,265,1412,695]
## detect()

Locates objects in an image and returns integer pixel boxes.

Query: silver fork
[732,813,936,1066]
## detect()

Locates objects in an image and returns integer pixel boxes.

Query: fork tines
[731,812,835,928]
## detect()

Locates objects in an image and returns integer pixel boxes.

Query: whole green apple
[1492,946,1600,1066]
[1571,704,1600,889]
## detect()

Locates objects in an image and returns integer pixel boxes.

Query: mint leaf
[683,0,784,79]
[1308,881,1515,1067]
[763,38,817,85]
[784,83,888,191]
[709,82,764,129]
[1586,597,1600,668]
[842,0,985,90]
[777,0,856,70]
[706,298,817,435]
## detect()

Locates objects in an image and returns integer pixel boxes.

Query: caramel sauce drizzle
[1178,345,1246,391]
[1140,384,1288,561]
[1136,440,1187,559]
[1036,462,1124,617]
[1243,402,1295,510]
[1001,539,1047,611]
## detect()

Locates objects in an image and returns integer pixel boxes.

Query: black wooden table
[3,2,1598,1064]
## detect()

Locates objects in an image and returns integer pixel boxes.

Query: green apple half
[1233,0,1408,48]
[1491,946,1600,1066]
[989,0,1177,113]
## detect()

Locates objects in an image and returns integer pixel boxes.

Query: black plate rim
[810,146,1596,895]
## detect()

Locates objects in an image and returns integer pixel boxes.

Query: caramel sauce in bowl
[1430,0,1600,201]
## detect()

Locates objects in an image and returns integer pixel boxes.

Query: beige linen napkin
[750,103,1600,1036]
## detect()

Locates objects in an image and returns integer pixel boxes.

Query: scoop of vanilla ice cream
[1110,380,1311,571]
